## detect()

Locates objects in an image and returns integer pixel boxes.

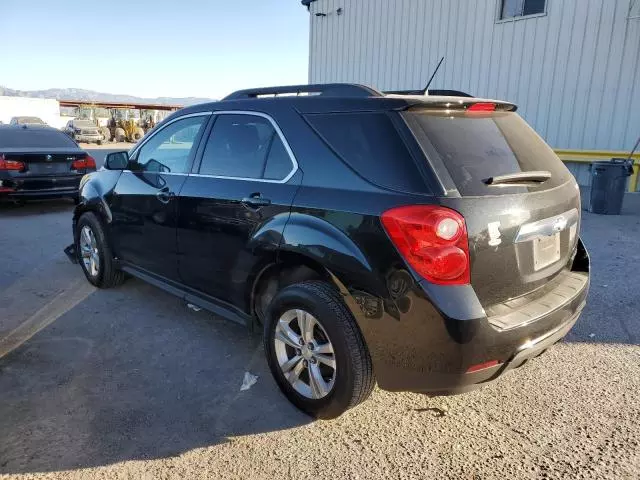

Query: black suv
[66,84,590,419]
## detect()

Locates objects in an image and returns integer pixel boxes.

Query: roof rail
[384,89,473,98]
[223,83,382,100]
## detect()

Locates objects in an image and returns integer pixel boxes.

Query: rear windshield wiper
[483,171,552,185]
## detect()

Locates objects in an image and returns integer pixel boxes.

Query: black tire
[75,212,126,288]
[264,280,374,419]
[72,195,80,205]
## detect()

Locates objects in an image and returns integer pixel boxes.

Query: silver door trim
[128,110,299,184]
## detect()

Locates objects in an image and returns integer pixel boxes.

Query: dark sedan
[0,125,96,203]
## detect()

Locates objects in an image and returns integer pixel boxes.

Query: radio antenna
[423,57,445,95]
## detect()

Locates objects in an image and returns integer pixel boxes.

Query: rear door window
[305,112,429,193]
[405,110,572,196]
[198,114,294,181]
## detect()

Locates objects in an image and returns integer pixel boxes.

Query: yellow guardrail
[554,149,640,192]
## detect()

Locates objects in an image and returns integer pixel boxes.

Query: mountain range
[0,86,214,106]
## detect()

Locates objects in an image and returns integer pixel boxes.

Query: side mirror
[105,151,129,170]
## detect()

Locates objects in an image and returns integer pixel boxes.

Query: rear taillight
[0,154,25,171]
[71,155,97,170]
[381,205,470,285]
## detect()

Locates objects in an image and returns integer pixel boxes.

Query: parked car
[65,83,590,419]
[0,125,96,203]
[63,119,104,145]
[9,116,47,126]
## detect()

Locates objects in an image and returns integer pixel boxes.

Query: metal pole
[626,134,640,163]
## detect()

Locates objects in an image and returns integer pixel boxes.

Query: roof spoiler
[384,89,474,98]
[224,83,383,100]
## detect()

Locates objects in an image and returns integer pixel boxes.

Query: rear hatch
[402,104,581,308]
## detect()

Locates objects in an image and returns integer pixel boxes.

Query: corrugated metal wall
[307,0,640,152]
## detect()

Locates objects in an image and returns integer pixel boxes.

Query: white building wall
[307,0,640,152]
[0,96,66,129]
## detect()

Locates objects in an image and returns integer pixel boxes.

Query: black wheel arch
[250,252,334,324]
[250,211,386,324]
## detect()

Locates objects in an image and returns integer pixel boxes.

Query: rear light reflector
[0,155,26,171]
[381,205,470,285]
[466,360,501,373]
[71,155,97,170]
[467,102,496,112]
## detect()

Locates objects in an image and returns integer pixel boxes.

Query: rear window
[73,120,95,128]
[0,127,78,149]
[305,112,429,193]
[405,110,572,196]
[14,117,45,125]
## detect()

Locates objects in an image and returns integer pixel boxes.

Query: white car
[63,119,104,145]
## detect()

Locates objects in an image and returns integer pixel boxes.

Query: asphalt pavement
[0,192,638,479]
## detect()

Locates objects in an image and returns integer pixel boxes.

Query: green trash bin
[589,158,634,215]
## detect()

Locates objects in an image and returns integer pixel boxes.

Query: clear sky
[0,0,310,99]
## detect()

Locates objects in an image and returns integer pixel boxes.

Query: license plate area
[533,234,561,271]
[28,163,69,174]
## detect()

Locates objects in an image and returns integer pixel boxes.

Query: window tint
[405,110,571,196]
[500,0,545,19]
[264,135,292,180]
[199,114,293,180]
[305,112,429,193]
[0,127,78,148]
[136,115,207,174]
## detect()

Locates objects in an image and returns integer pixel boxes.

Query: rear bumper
[1,188,78,199]
[413,302,585,395]
[345,239,590,395]
[74,134,103,143]
[0,174,82,199]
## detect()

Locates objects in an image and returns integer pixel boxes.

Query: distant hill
[0,86,214,106]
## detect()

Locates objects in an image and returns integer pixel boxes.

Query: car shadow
[0,279,312,474]
[0,198,75,217]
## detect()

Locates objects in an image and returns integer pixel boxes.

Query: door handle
[156,187,175,204]
[241,193,271,209]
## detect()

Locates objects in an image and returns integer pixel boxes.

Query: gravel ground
[0,192,638,480]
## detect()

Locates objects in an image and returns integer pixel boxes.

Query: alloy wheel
[273,309,336,399]
[79,225,100,277]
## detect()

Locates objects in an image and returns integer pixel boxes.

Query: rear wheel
[264,281,374,419]
[75,212,125,288]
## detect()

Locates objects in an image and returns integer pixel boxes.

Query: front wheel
[263,281,375,419]
[75,212,125,288]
